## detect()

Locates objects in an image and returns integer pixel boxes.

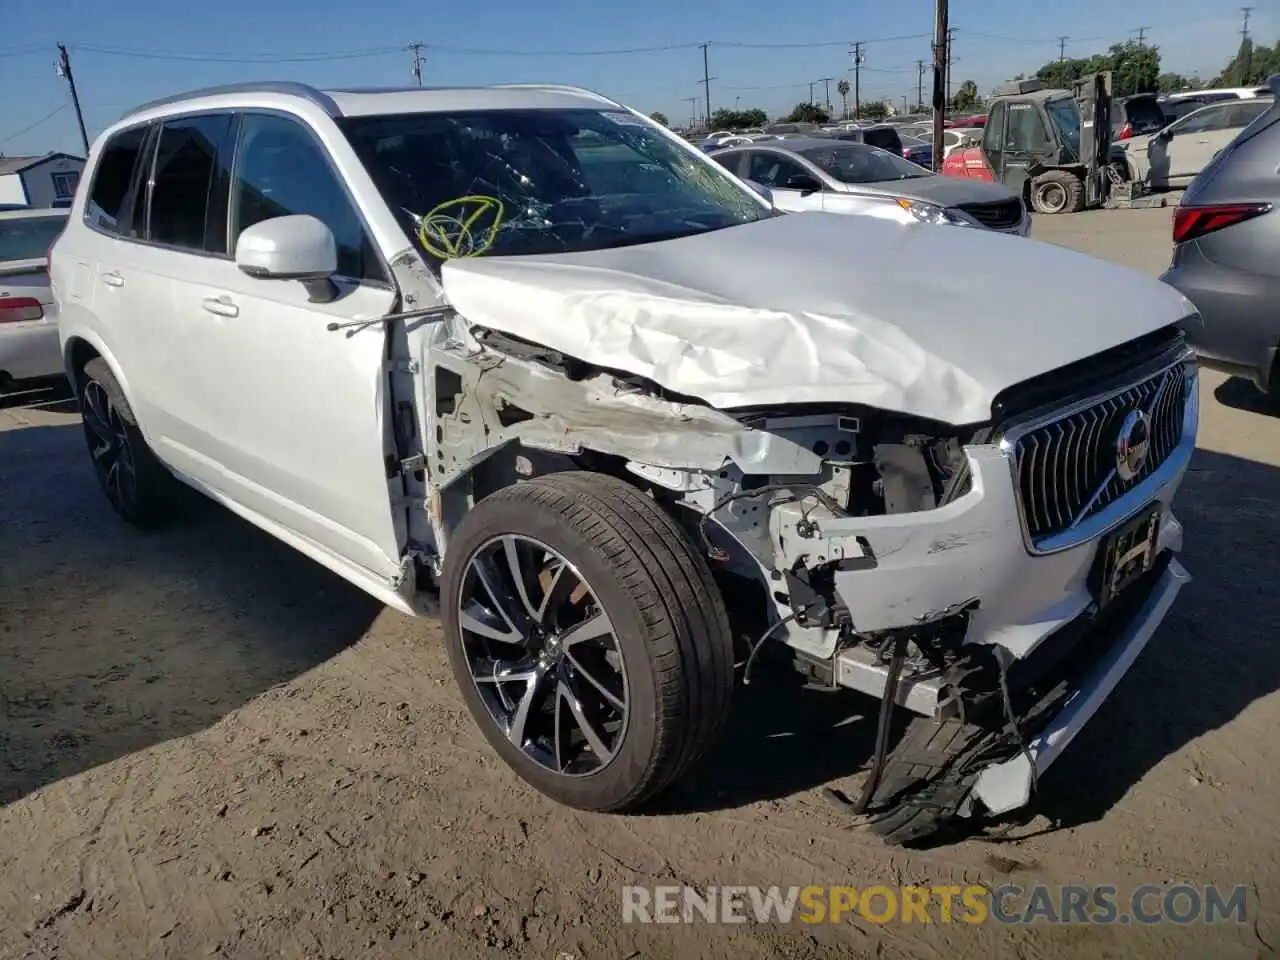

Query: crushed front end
[422,301,1196,844]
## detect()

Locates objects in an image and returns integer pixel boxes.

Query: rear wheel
[440,471,735,812]
[79,358,180,527]
[1029,171,1085,214]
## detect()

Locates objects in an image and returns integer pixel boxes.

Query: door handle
[1196,138,1209,143]
[201,296,239,318]
[101,271,124,288]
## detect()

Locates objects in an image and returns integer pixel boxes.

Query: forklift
[943,72,1165,213]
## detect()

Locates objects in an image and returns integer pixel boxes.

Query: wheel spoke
[501,536,548,624]
[82,387,112,441]
[472,553,532,638]
[559,610,614,648]
[459,603,523,645]
[473,660,537,685]
[507,665,551,747]
[565,648,625,712]
[558,678,614,763]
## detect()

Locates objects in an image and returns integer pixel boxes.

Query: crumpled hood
[440,212,1195,425]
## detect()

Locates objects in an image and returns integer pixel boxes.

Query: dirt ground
[4,205,1280,959]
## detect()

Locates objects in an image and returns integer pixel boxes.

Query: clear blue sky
[0,0,1271,156]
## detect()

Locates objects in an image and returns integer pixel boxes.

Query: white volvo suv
[52,81,1199,845]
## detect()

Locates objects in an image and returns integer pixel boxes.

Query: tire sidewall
[440,487,666,809]
[1033,179,1068,214]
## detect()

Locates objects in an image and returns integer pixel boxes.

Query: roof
[0,207,70,221]
[0,153,84,175]
[714,137,886,154]
[121,81,620,122]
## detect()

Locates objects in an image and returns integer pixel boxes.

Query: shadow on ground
[0,420,381,806]
[1214,375,1278,418]
[663,448,1280,837]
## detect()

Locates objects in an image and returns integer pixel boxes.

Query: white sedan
[1121,98,1271,188]
[1,208,68,389]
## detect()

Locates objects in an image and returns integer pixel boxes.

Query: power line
[0,101,69,147]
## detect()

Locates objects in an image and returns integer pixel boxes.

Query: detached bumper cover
[973,556,1191,815]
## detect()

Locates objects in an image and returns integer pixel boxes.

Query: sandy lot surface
[3,206,1279,959]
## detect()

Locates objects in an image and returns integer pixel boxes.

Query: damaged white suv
[53,82,1199,844]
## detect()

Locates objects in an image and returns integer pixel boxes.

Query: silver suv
[52,81,1199,845]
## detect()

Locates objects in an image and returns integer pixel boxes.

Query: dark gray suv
[1161,76,1280,403]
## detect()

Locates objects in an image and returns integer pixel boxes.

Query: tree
[709,107,769,130]
[950,79,979,112]
[1214,38,1280,86]
[1156,73,1193,93]
[649,111,669,127]
[1034,41,1161,97]
[783,102,831,124]
[837,78,851,120]
[860,100,888,121]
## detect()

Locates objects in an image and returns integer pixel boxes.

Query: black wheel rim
[82,380,137,513]
[457,535,629,777]
[1039,182,1067,213]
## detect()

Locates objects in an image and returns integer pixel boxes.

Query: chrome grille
[1008,362,1192,543]
[955,198,1023,230]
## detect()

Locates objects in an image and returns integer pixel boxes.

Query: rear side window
[1121,97,1166,130]
[149,114,236,254]
[85,126,149,236]
[0,215,68,262]
[863,127,903,155]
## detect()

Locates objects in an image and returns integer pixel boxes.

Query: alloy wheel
[457,535,630,777]
[81,380,137,513]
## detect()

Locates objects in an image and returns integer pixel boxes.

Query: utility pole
[808,80,816,104]
[820,77,833,113]
[850,42,865,119]
[683,96,698,130]
[946,27,955,105]
[1133,26,1150,46]
[55,44,89,157]
[931,0,949,171]
[407,41,425,86]
[699,43,713,129]
[1241,7,1254,83]
[916,60,925,110]
[1057,36,1068,62]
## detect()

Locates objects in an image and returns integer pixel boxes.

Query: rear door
[745,150,825,212]
[1156,103,1236,183]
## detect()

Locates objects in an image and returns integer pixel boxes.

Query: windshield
[800,143,931,182]
[0,214,67,262]
[338,108,769,265]
[1045,97,1081,155]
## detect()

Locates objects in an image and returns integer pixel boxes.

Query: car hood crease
[440,212,1196,425]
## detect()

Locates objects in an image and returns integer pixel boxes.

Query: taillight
[1118,123,1133,140]
[1173,202,1272,243]
[0,297,44,324]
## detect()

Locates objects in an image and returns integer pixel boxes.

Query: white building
[0,153,85,209]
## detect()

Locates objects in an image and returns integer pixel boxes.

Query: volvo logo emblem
[1115,409,1151,481]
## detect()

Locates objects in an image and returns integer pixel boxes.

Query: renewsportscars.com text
[622,884,1247,926]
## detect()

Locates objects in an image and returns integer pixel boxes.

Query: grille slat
[955,198,1024,230]
[1009,363,1190,544]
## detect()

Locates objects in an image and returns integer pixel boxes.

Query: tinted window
[149,114,235,253]
[861,127,902,155]
[983,102,1007,154]
[340,109,768,267]
[1224,100,1271,128]
[1119,96,1166,132]
[711,151,741,173]
[747,152,812,188]
[233,114,381,281]
[1173,104,1234,135]
[0,214,68,261]
[1006,102,1053,151]
[801,143,931,182]
[86,126,149,236]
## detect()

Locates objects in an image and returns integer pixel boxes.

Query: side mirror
[744,179,774,204]
[783,173,823,195]
[235,214,339,303]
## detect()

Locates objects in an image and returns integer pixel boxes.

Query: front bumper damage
[420,295,1198,837]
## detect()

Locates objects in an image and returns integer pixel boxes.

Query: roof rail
[121,81,340,121]
[493,83,619,104]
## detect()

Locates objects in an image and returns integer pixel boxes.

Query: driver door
[999,101,1055,198]
[745,151,825,212]
[162,110,407,585]
[1148,103,1231,185]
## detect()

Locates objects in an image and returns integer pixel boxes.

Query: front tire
[440,472,735,811]
[79,358,180,527]
[1029,170,1085,214]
